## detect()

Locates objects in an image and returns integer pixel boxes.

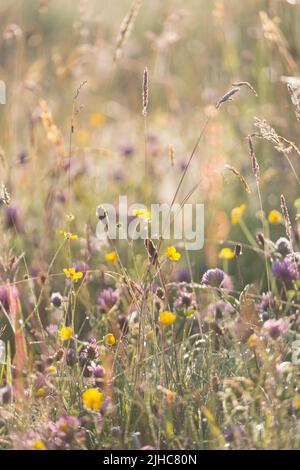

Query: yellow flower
[89,112,106,127]
[294,395,300,410]
[66,213,75,222]
[82,388,103,410]
[158,386,176,404]
[294,198,300,210]
[166,246,181,261]
[218,247,235,260]
[46,366,57,374]
[247,334,259,347]
[133,209,152,220]
[104,333,116,346]
[231,204,246,225]
[59,230,78,240]
[33,439,46,450]
[268,210,283,224]
[159,311,176,326]
[60,326,73,341]
[63,267,83,281]
[75,129,90,146]
[105,251,117,263]
[34,387,47,398]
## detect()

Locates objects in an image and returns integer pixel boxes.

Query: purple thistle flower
[85,337,99,360]
[272,258,298,284]
[202,268,225,288]
[262,318,289,339]
[98,288,119,312]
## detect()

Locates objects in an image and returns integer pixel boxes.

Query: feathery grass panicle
[260,11,298,73]
[215,87,240,109]
[280,194,293,242]
[224,165,251,193]
[247,135,260,182]
[287,83,300,122]
[254,117,300,157]
[168,144,175,167]
[232,81,258,96]
[142,67,148,116]
[113,0,142,63]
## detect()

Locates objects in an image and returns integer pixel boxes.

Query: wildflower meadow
[1,0,300,454]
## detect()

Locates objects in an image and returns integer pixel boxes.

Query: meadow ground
[1,0,300,450]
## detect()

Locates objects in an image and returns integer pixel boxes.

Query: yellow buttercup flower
[63,267,83,281]
[294,395,300,410]
[75,129,90,146]
[268,210,283,224]
[33,439,46,450]
[104,333,116,346]
[247,334,259,347]
[159,311,176,326]
[133,209,152,220]
[46,366,57,374]
[66,213,75,222]
[218,247,235,260]
[82,388,103,410]
[231,204,246,225]
[89,112,106,127]
[59,230,78,240]
[166,246,181,262]
[105,251,117,263]
[60,326,73,341]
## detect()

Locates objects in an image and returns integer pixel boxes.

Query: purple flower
[85,337,99,360]
[73,261,89,274]
[119,140,135,157]
[259,292,274,312]
[263,318,289,339]
[173,268,191,283]
[90,364,105,379]
[4,204,22,232]
[0,385,12,404]
[98,288,119,312]
[47,415,84,449]
[174,288,195,309]
[66,348,78,367]
[202,268,225,288]
[272,258,298,284]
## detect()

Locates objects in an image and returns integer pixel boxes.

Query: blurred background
[1,0,300,287]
